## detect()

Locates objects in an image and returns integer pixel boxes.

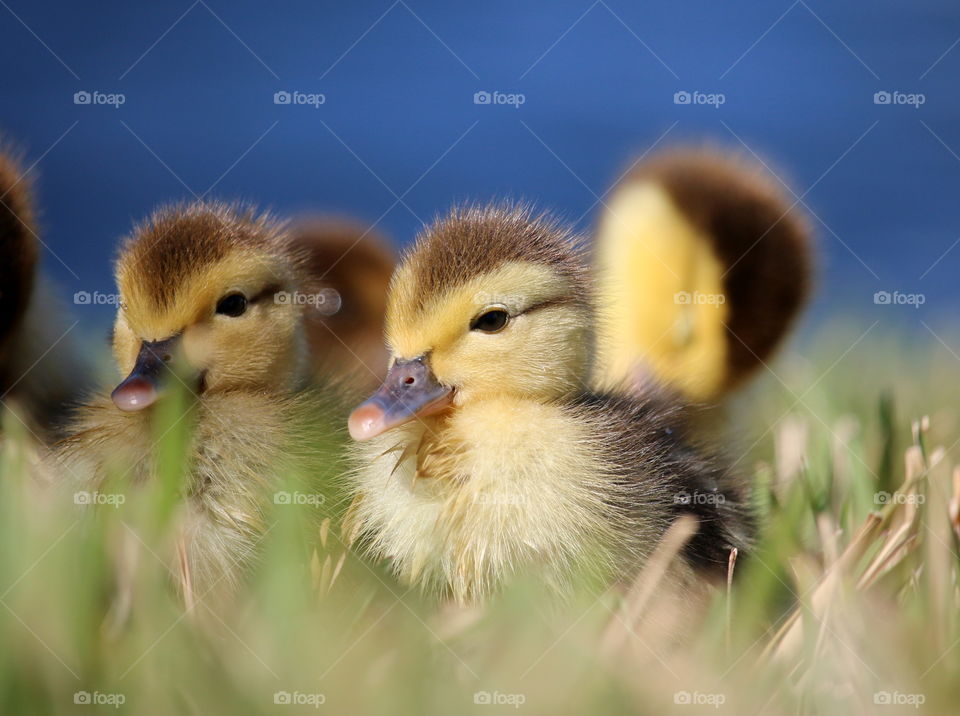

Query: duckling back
[593,148,812,400]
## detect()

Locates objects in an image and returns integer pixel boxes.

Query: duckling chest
[355,399,602,527]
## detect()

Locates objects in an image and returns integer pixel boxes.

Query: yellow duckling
[345,203,752,604]
[56,202,341,595]
[593,148,812,401]
[0,147,89,439]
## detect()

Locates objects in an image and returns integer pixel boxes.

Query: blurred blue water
[1,0,958,333]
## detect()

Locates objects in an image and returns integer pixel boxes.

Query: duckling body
[56,202,343,594]
[593,149,812,400]
[347,204,752,604]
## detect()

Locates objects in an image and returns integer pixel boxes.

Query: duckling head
[349,203,592,440]
[111,202,307,411]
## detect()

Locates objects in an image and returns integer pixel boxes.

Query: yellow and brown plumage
[345,203,753,604]
[593,148,812,401]
[55,202,343,596]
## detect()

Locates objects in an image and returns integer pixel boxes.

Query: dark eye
[470,309,509,333]
[215,293,247,317]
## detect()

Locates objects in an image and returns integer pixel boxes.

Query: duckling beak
[348,356,453,441]
[111,336,181,412]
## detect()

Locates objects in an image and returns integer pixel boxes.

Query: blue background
[1,0,958,333]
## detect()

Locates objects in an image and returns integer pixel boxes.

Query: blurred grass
[2,323,960,715]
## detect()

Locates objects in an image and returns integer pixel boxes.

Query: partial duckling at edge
[56,202,343,597]
[345,204,753,604]
[0,147,90,439]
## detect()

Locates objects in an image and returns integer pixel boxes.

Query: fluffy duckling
[0,148,88,438]
[593,149,812,401]
[56,202,341,595]
[291,218,395,390]
[345,203,753,604]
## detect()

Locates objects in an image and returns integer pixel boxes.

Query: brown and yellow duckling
[593,148,812,401]
[345,203,753,604]
[56,202,343,596]
[291,217,395,390]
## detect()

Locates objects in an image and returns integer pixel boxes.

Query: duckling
[291,217,395,390]
[0,147,89,439]
[592,148,812,401]
[55,202,342,595]
[345,203,753,604]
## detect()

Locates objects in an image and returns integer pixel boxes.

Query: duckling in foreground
[593,148,812,401]
[346,204,753,604]
[56,202,342,596]
[0,148,89,439]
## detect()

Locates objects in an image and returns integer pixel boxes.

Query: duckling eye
[215,293,248,317]
[470,309,510,333]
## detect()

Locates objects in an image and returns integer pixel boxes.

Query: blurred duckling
[56,202,341,596]
[593,148,812,401]
[291,217,395,391]
[0,147,89,439]
[345,203,752,604]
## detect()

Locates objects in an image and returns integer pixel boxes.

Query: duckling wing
[570,390,755,576]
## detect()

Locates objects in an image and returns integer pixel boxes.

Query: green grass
[2,323,959,715]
